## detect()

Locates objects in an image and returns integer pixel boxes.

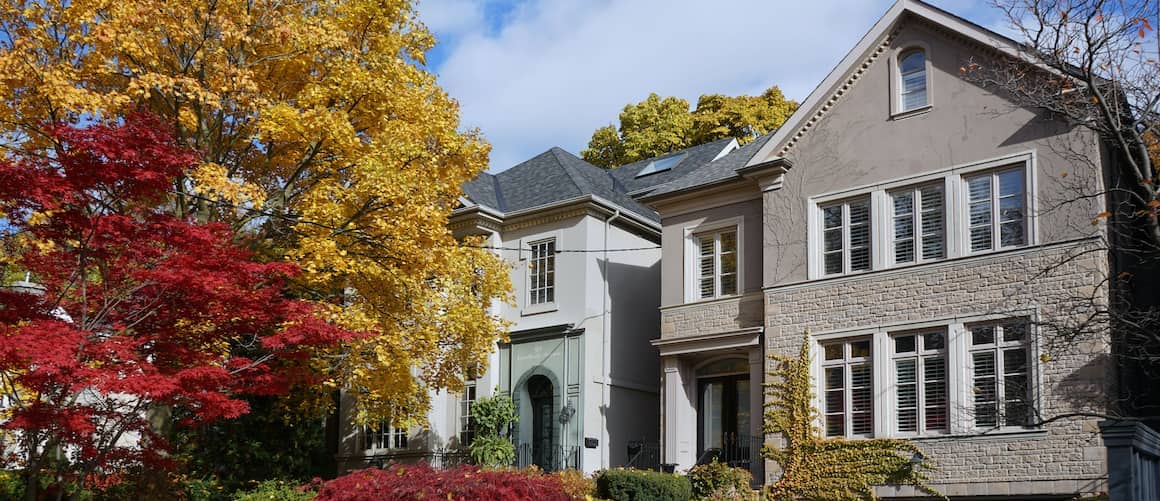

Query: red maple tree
[0,114,358,498]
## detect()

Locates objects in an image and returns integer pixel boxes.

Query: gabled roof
[460,147,660,223]
[609,138,738,195]
[639,0,1040,201]
[745,0,1029,167]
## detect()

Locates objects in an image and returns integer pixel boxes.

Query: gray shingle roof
[608,139,737,195]
[643,132,776,198]
[461,147,659,223]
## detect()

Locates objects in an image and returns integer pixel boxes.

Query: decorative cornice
[778,27,900,158]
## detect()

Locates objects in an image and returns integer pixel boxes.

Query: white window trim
[521,231,563,315]
[683,216,744,303]
[818,196,875,277]
[361,421,410,452]
[888,327,950,437]
[887,183,947,266]
[891,43,934,118]
[807,151,1038,280]
[808,309,1041,439]
[819,336,876,438]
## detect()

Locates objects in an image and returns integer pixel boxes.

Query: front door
[697,375,751,468]
[528,375,555,470]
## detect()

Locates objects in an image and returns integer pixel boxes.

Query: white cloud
[418,0,998,171]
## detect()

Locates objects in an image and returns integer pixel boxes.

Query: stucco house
[640,0,1112,497]
[336,140,738,474]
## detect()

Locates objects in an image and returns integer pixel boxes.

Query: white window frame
[966,319,1036,430]
[683,217,744,303]
[892,44,933,118]
[888,183,946,265]
[361,420,409,452]
[818,197,874,276]
[460,381,477,447]
[810,311,1040,438]
[807,151,1037,280]
[889,328,950,436]
[961,166,1030,254]
[521,231,562,315]
[819,337,876,438]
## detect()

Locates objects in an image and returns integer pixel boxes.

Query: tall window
[969,319,1033,428]
[898,49,928,112]
[892,330,948,434]
[821,197,872,275]
[361,421,408,451]
[460,383,477,447]
[528,239,555,305]
[891,184,944,264]
[695,229,738,299]
[966,167,1027,252]
[821,338,874,437]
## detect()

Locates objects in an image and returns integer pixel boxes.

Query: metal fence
[513,443,580,471]
[1102,421,1160,501]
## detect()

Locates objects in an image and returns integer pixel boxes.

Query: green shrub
[595,468,691,501]
[232,480,316,501]
[468,391,519,467]
[686,460,755,501]
[0,471,25,500]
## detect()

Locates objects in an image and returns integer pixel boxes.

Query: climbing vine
[762,334,943,500]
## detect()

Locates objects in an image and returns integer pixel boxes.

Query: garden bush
[232,479,317,501]
[551,468,596,500]
[595,468,692,501]
[686,461,755,501]
[314,463,570,501]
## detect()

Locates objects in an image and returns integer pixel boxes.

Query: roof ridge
[549,147,595,194]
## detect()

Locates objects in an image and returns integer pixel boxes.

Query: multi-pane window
[899,49,928,112]
[966,168,1027,253]
[460,383,477,447]
[361,421,408,451]
[696,229,738,299]
[821,338,874,437]
[969,319,1033,428]
[891,184,945,264]
[528,239,555,305]
[821,197,872,275]
[892,330,948,434]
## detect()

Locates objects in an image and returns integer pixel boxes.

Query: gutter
[601,208,620,470]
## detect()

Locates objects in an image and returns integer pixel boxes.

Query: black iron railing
[514,442,580,471]
[696,433,759,472]
[626,440,662,471]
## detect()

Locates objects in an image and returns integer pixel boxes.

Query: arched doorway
[527,375,555,470]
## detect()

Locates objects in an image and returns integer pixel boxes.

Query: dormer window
[898,49,928,112]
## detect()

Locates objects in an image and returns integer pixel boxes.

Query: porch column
[749,346,765,483]
[662,356,695,470]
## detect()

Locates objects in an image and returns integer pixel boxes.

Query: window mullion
[843,204,852,274]
[714,233,722,297]
[991,174,1001,250]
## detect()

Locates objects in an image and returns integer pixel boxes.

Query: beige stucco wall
[764,17,1105,289]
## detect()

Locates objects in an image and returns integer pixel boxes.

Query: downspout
[602,209,620,469]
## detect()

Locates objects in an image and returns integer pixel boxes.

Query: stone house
[336,140,738,474]
[640,0,1112,497]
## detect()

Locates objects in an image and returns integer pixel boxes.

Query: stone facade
[659,293,764,340]
[764,240,1109,495]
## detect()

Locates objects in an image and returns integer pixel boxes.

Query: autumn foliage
[0,115,358,497]
[314,464,572,501]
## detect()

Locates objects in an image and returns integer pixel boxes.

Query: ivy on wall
[762,333,943,500]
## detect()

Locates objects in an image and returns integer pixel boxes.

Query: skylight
[635,153,686,178]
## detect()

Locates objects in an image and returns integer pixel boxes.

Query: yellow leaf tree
[0,0,511,425]
[581,86,798,168]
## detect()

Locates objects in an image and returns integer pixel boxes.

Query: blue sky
[415,0,1011,172]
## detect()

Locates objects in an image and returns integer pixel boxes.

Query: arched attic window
[898,49,929,112]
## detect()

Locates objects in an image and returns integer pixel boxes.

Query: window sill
[521,303,558,316]
[908,427,1046,442]
[681,293,743,307]
[891,104,932,120]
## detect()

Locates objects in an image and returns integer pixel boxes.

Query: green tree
[581,87,798,168]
